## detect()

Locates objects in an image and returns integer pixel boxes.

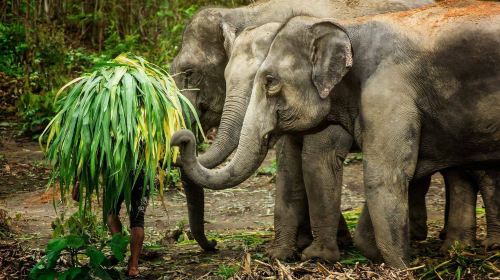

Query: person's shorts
[109,173,150,228]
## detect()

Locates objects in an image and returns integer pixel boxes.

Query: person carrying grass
[72,173,150,277]
[45,55,202,278]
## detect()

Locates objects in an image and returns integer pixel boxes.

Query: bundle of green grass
[41,54,201,215]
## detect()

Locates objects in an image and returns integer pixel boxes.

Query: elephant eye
[184,68,194,77]
[182,68,202,87]
[265,74,281,96]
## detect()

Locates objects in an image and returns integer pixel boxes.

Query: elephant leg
[359,87,420,268]
[182,175,217,251]
[301,125,352,262]
[440,169,477,253]
[474,170,500,250]
[363,161,413,268]
[409,176,431,241]
[267,136,310,261]
[296,219,313,251]
[354,203,383,262]
[439,180,451,240]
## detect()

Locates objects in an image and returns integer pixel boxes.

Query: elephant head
[172,16,353,189]
[171,8,238,134]
[195,22,282,167]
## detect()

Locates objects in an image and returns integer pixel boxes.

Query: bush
[31,210,128,280]
[0,23,27,77]
[16,91,58,137]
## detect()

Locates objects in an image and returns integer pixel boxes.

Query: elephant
[170,0,434,259]
[172,0,500,267]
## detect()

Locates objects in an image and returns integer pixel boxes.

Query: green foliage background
[0,0,251,133]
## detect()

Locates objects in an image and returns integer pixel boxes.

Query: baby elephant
[173,0,500,268]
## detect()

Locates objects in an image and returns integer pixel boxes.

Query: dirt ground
[0,120,497,280]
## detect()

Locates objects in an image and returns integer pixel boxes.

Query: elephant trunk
[198,91,248,168]
[173,89,276,189]
[182,176,217,251]
[173,127,269,189]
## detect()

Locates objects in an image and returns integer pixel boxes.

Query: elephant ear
[221,21,237,55]
[310,21,353,99]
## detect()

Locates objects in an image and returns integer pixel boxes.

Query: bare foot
[127,265,140,277]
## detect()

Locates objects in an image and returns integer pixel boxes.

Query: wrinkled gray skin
[441,169,500,252]
[171,0,434,259]
[172,1,500,267]
[477,170,500,250]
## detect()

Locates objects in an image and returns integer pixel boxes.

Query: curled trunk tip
[171,129,196,147]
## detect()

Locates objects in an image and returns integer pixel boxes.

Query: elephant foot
[266,244,298,261]
[440,235,475,254]
[440,225,475,253]
[410,225,428,241]
[409,216,428,241]
[353,230,383,262]
[200,239,218,251]
[301,240,340,263]
[297,228,313,251]
[353,207,383,262]
[439,227,447,241]
[482,236,500,250]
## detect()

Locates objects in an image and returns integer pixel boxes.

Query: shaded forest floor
[0,120,498,279]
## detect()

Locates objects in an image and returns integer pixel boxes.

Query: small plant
[257,159,277,177]
[343,153,363,165]
[475,207,486,217]
[340,250,369,265]
[29,233,129,280]
[230,232,268,248]
[216,263,239,279]
[343,209,361,231]
[167,168,182,189]
[30,210,126,279]
[418,243,500,280]
[197,141,210,153]
[51,210,107,242]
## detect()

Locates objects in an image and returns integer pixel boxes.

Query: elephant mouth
[263,132,279,152]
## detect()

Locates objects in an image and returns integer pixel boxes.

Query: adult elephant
[172,0,500,267]
[170,0,434,257]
